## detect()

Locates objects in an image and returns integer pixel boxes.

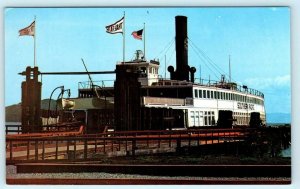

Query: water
[267,123,291,127]
[266,123,291,157]
[281,146,291,157]
[5,122,21,125]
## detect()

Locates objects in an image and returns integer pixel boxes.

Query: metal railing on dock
[6,128,247,164]
[6,127,290,164]
[5,121,83,135]
[5,124,22,135]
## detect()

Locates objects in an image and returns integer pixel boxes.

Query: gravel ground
[6,165,291,181]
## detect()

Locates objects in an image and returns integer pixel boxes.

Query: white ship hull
[143,83,265,128]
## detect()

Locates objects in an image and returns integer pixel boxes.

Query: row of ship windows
[233,112,265,125]
[233,112,251,116]
[233,113,251,125]
[148,67,158,74]
[194,89,263,105]
[190,111,216,126]
[234,116,250,125]
[190,111,264,126]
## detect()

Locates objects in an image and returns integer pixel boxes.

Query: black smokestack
[190,67,196,83]
[175,16,189,81]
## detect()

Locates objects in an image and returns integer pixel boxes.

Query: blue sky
[4,7,290,114]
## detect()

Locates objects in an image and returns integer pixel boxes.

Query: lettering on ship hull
[237,102,254,110]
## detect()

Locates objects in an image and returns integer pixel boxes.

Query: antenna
[199,65,201,83]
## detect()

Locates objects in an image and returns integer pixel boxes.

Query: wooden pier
[6,127,290,164]
[6,128,247,164]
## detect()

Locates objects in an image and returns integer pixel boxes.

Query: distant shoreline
[267,123,291,126]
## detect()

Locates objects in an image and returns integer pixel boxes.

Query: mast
[34,16,37,67]
[143,22,146,60]
[123,12,126,63]
[229,55,231,83]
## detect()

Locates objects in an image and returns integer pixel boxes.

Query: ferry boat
[74,16,266,131]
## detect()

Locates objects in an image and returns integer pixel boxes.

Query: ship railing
[158,77,264,98]
[78,80,114,90]
[143,97,186,106]
[78,78,264,98]
[194,78,264,98]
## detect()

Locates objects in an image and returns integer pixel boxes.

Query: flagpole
[143,23,146,60]
[123,12,125,63]
[34,16,36,67]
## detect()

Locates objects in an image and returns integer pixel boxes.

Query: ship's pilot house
[118,50,160,86]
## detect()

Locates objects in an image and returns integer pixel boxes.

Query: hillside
[5,103,22,122]
[5,99,57,122]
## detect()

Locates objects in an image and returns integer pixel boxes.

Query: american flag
[131,29,143,40]
[19,21,35,36]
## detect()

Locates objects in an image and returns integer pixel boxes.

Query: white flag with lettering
[105,17,124,34]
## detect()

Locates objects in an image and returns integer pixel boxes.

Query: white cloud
[244,75,290,89]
